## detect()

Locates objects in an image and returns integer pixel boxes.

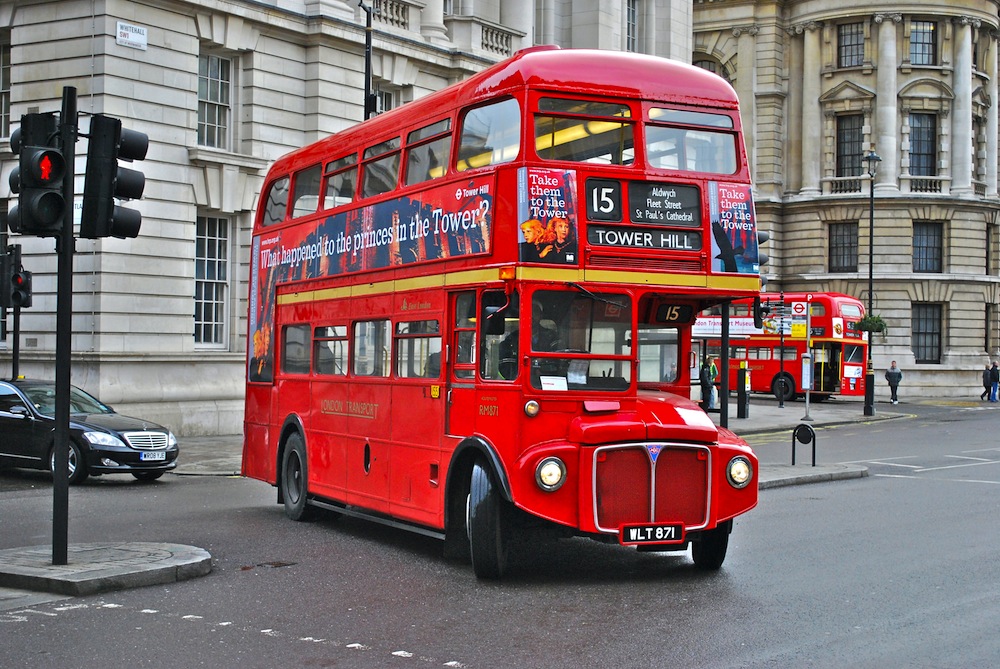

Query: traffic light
[753,230,771,328]
[8,113,66,237]
[0,246,31,309]
[81,114,148,239]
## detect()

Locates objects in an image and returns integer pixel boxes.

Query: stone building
[1,0,997,436]
[694,0,1000,398]
[0,0,692,434]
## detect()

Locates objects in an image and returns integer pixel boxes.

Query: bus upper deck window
[456,98,520,172]
[261,176,290,227]
[646,108,737,174]
[361,137,401,198]
[290,164,322,218]
[405,119,452,186]
[323,154,358,209]
[534,98,634,165]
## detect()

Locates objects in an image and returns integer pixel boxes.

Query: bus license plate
[140,451,166,461]
[620,524,684,545]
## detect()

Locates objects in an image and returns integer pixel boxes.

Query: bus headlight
[535,457,566,491]
[727,456,753,489]
[524,400,540,417]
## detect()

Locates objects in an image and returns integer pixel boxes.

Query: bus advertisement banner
[516,167,579,264]
[707,181,760,274]
[248,175,495,382]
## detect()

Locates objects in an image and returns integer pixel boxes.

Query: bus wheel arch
[443,438,511,565]
[276,418,318,521]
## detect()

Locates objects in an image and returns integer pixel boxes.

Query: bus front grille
[593,444,710,532]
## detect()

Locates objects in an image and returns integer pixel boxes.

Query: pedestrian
[982,363,992,401]
[885,360,902,404]
[700,358,717,410]
[991,361,1000,402]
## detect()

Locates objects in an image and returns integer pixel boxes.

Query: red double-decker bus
[694,292,868,401]
[242,46,762,578]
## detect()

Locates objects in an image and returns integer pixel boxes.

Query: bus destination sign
[628,182,700,226]
[587,225,701,251]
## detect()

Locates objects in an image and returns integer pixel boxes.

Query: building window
[0,41,9,138]
[913,221,943,273]
[912,303,942,363]
[195,216,230,346]
[986,304,997,356]
[836,114,863,177]
[909,113,937,176]
[198,54,232,149]
[625,0,639,52]
[910,21,937,66]
[374,82,398,115]
[829,222,858,272]
[838,23,864,68]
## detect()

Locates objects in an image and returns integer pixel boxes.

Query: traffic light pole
[51,86,77,566]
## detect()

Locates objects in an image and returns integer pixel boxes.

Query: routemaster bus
[694,292,868,402]
[242,46,763,579]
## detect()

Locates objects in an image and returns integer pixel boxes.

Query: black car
[0,379,179,483]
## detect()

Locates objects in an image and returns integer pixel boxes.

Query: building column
[799,22,822,196]
[420,0,450,45]
[733,26,758,174]
[952,17,977,196]
[874,13,901,193]
[987,28,999,197]
[499,0,531,49]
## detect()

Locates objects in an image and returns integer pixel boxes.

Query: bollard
[791,423,817,466]
[737,361,750,419]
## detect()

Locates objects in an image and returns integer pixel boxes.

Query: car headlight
[167,432,178,448]
[83,431,127,448]
[535,457,566,491]
[727,456,753,489]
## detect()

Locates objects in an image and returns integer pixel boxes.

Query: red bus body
[242,47,761,578]
[695,292,868,401]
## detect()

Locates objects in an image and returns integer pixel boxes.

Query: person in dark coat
[990,361,1000,402]
[885,361,902,404]
[982,363,992,401]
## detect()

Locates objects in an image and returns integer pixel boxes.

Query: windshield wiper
[567,282,627,309]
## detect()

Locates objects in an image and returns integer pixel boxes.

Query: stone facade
[695,0,1000,400]
[0,0,692,434]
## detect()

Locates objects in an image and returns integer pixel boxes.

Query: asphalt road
[1,401,998,668]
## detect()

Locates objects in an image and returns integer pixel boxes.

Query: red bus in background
[242,46,762,579]
[695,292,868,402]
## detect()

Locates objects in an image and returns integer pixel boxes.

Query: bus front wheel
[691,520,731,570]
[467,460,511,580]
[281,433,317,521]
[771,374,795,402]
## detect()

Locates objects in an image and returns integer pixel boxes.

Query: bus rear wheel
[282,433,318,521]
[771,374,795,402]
[467,460,511,580]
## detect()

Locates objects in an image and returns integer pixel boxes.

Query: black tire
[691,521,731,570]
[132,471,164,482]
[771,374,795,402]
[281,433,317,521]
[467,460,510,580]
[50,440,89,484]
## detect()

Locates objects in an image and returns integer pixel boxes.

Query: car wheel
[132,471,164,482]
[50,440,89,484]
[467,459,510,580]
[281,433,317,521]
[691,521,731,570]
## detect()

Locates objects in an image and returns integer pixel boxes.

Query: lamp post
[863,149,881,417]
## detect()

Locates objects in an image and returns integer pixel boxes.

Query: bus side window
[394,320,442,378]
[361,137,401,198]
[453,292,477,379]
[456,98,521,172]
[405,119,452,186]
[314,325,348,375]
[323,154,357,209]
[281,324,312,375]
[290,164,322,218]
[353,320,391,376]
[261,176,290,226]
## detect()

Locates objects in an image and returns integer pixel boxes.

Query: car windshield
[20,385,112,416]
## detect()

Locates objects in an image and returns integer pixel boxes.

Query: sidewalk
[0,395,903,610]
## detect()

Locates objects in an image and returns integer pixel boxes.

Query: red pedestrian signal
[8,113,66,237]
[10,270,32,308]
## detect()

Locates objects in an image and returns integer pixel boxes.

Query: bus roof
[268,46,742,176]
